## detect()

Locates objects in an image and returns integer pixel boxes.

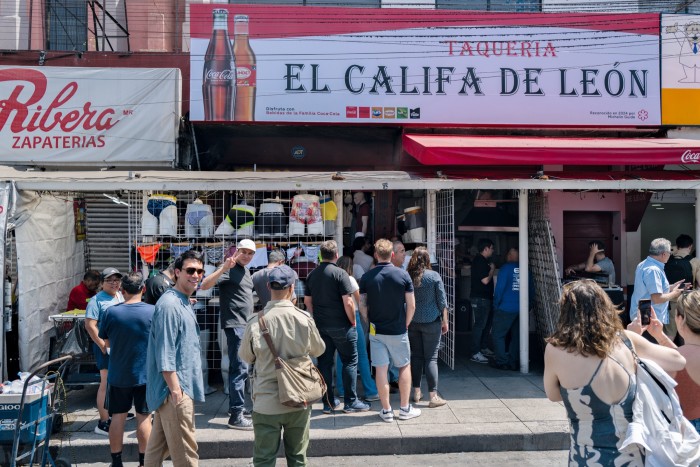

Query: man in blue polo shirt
[99,271,154,467]
[360,238,420,423]
[630,238,685,338]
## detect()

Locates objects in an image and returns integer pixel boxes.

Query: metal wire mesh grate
[528,191,561,348]
[433,189,455,370]
[126,189,335,375]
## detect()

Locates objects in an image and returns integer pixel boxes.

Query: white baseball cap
[237,239,257,252]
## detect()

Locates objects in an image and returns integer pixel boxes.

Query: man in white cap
[85,267,125,435]
[200,239,256,430]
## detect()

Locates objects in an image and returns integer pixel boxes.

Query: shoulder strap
[619,332,640,362]
[258,314,282,366]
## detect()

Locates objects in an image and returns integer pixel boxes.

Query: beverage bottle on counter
[202,9,235,121]
[233,14,256,121]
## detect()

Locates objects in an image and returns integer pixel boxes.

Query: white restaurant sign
[189,6,661,126]
[0,67,181,166]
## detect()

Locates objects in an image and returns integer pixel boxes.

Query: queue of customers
[75,235,452,466]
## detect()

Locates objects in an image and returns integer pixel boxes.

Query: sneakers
[470,352,489,364]
[322,397,341,414]
[378,408,394,423]
[398,405,422,420]
[364,394,380,402]
[227,408,252,417]
[429,395,447,408]
[94,419,110,436]
[480,348,495,357]
[227,414,253,430]
[343,400,371,413]
[125,412,135,421]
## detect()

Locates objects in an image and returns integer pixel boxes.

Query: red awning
[402,135,700,166]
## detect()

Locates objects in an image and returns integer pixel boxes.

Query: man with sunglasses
[200,238,256,430]
[85,267,125,436]
[145,250,205,467]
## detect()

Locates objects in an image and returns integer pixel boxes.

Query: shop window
[437,0,541,11]
[45,0,88,51]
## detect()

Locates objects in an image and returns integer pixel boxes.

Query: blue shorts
[147,195,176,218]
[93,342,109,370]
[369,332,410,369]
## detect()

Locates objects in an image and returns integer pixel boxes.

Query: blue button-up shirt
[629,256,670,324]
[146,289,204,411]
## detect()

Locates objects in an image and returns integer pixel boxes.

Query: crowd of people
[74,235,454,466]
[67,232,700,466]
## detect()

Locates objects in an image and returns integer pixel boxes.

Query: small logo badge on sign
[291,146,305,160]
[409,108,421,119]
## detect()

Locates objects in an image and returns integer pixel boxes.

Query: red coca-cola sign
[681,150,700,164]
[0,69,118,134]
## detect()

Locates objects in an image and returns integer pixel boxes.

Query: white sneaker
[398,405,421,420]
[480,348,495,357]
[470,352,489,364]
[378,408,394,423]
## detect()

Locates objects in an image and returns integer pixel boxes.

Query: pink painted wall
[21,0,185,52]
[547,191,627,284]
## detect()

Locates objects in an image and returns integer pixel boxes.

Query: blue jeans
[318,326,358,406]
[224,327,249,416]
[469,297,493,356]
[492,310,519,367]
[408,320,442,392]
[336,311,378,398]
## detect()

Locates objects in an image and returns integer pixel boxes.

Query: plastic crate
[0,391,49,444]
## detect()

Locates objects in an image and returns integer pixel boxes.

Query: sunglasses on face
[104,278,121,284]
[183,267,205,275]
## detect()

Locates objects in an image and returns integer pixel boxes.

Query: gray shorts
[369,332,410,368]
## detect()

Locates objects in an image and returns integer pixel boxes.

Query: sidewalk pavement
[50,357,570,463]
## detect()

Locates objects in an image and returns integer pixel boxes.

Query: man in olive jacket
[239,265,325,467]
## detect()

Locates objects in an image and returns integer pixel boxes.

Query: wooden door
[563,211,614,273]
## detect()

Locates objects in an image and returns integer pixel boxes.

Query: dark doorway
[563,211,614,276]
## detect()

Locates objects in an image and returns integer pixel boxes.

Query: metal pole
[427,190,437,259]
[519,189,529,374]
[333,190,343,248]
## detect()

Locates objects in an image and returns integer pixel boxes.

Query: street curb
[50,431,569,462]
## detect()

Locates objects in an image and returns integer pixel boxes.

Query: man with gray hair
[630,238,686,336]
[251,250,297,309]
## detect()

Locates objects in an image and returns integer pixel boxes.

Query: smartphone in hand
[638,299,652,326]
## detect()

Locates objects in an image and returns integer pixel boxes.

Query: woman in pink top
[675,292,700,433]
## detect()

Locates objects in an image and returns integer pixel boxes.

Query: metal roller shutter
[85,192,131,272]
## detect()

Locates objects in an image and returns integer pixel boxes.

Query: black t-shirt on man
[305,262,354,329]
[470,254,494,300]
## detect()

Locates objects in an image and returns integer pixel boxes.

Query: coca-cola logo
[0,68,118,133]
[237,67,252,79]
[206,69,235,81]
[681,150,700,163]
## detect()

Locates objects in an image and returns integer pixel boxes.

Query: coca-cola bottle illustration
[233,14,256,122]
[202,9,235,121]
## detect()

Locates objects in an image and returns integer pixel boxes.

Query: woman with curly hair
[544,280,685,465]
[406,247,448,408]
